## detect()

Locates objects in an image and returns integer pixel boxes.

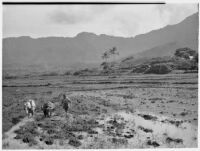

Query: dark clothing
[61,98,71,113]
[63,101,69,112]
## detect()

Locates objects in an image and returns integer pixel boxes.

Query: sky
[3,3,198,38]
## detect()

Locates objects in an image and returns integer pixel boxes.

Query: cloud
[49,10,88,24]
[102,4,198,37]
[155,4,198,25]
[93,5,166,37]
[48,5,111,25]
[49,10,91,24]
[3,4,198,38]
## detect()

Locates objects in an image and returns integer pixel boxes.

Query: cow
[41,101,55,117]
[60,94,71,114]
[24,99,36,118]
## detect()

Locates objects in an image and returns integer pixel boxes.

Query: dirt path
[2,117,34,149]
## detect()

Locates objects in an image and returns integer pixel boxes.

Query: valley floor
[2,73,198,149]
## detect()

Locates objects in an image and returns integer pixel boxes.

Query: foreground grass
[14,113,100,147]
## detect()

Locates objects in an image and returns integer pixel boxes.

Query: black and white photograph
[2,1,199,149]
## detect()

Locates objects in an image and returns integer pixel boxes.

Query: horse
[24,99,36,118]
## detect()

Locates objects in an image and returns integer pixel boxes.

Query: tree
[100,62,110,71]
[174,47,197,60]
[101,51,110,72]
[174,48,198,70]
[101,51,110,62]
[101,47,119,73]
[175,59,192,70]
[109,47,119,62]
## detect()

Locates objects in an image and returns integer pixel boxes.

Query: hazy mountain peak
[75,32,97,38]
[3,13,198,74]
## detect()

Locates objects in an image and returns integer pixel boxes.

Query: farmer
[24,99,36,118]
[60,94,71,114]
[42,101,55,117]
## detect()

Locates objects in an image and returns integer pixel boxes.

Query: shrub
[41,72,58,76]
[77,135,84,140]
[166,137,183,144]
[174,47,197,60]
[111,137,128,145]
[132,64,150,73]
[174,58,192,70]
[145,63,172,74]
[12,116,22,124]
[100,62,114,73]
[44,137,54,145]
[72,68,99,76]
[3,75,17,79]
[15,132,38,146]
[138,126,153,133]
[147,140,160,147]
[138,114,157,121]
[64,71,72,75]
[14,121,39,146]
[68,137,82,147]
[73,71,81,76]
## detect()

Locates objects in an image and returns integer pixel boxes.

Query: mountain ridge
[3,12,198,74]
[4,12,198,40]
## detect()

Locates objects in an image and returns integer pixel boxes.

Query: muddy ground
[2,73,198,149]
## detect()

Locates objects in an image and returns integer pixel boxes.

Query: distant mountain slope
[134,42,180,58]
[119,41,197,69]
[3,13,198,73]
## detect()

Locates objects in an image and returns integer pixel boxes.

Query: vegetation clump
[132,64,150,73]
[73,68,99,76]
[111,137,128,145]
[144,63,172,74]
[68,137,82,147]
[14,122,39,146]
[138,126,153,133]
[41,72,59,76]
[138,114,157,121]
[147,140,160,147]
[44,137,54,145]
[174,47,197,60]
[166,137,183,144]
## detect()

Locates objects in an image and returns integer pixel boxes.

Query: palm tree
[101,51,110,71]
[102,51,110,62]
[109,47,119,62]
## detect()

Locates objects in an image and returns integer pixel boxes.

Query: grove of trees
[101,47,119,72]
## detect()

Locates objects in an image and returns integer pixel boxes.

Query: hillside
[3,13,198,75]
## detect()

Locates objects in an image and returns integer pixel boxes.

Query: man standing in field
[60,94,71,114]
